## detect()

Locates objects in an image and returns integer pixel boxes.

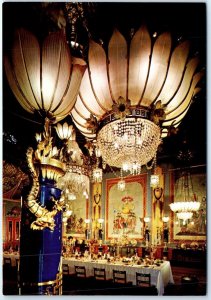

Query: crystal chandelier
[170,171,200,224]
[56,124,90,199]
[97,117,161,174]
[70,26,203,173]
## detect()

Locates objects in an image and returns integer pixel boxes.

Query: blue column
[19,177,62,295]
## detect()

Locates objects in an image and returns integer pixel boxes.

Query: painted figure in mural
[189,208,206,234]
[112,196,137,234]
[75,217,84,234]
[66,215,76,233]
[66,215,84,234]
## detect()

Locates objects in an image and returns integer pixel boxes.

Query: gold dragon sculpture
[25,119,65,231]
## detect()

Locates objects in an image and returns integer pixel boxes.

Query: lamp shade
[4,28,86,123]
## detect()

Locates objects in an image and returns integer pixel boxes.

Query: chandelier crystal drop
[58,164,90,198]
[96,118,161,173]
[117,179,126,191]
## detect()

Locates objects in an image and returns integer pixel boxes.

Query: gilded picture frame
[105,175,147,240]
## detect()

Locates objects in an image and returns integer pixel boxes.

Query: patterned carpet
[164,266,207,295]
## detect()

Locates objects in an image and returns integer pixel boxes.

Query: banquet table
[3,252,19,267]
[62,258,174,295]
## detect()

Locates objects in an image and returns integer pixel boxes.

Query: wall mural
[172,173,206,241]
[66,195,88,238]
[106,175,147,240]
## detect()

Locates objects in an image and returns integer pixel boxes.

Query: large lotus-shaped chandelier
[4,28,87,221]
[170,172,200,224]
[4,28,86,124]
[70,26,203,174]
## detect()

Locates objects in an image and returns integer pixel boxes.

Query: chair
[136,273,151,287]
[62,264,70,275]
[135,272,158,295]
[113,270,127,284]
[3,257,12,279]
[62,264,73,291]
[3,257,12,265]
[75,265,86,278]
[94,267,106,281]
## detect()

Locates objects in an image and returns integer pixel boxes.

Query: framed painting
[66,195,89,238]
[105,174,147,240]
[171,173,206,241]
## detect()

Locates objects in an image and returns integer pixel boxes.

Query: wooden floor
[2,264,207,296]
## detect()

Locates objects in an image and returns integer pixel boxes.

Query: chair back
[94,267,106,281]
[136,272,151,287]
[3,257,12,265]
[75,265,86,278]
[113,270,127,284]
[62,264,69,275]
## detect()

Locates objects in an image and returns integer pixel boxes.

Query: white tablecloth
[62,258,174,295]
[3,253,19,267]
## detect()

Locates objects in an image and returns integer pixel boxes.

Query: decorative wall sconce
[162,216,169,223]
[84,219,91,240]
[98,218,104,226]
[92,166,103,183]
[143,217,150,244]
[98,218,104,240]
[144,217,150,223]
[150,174,160,188]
